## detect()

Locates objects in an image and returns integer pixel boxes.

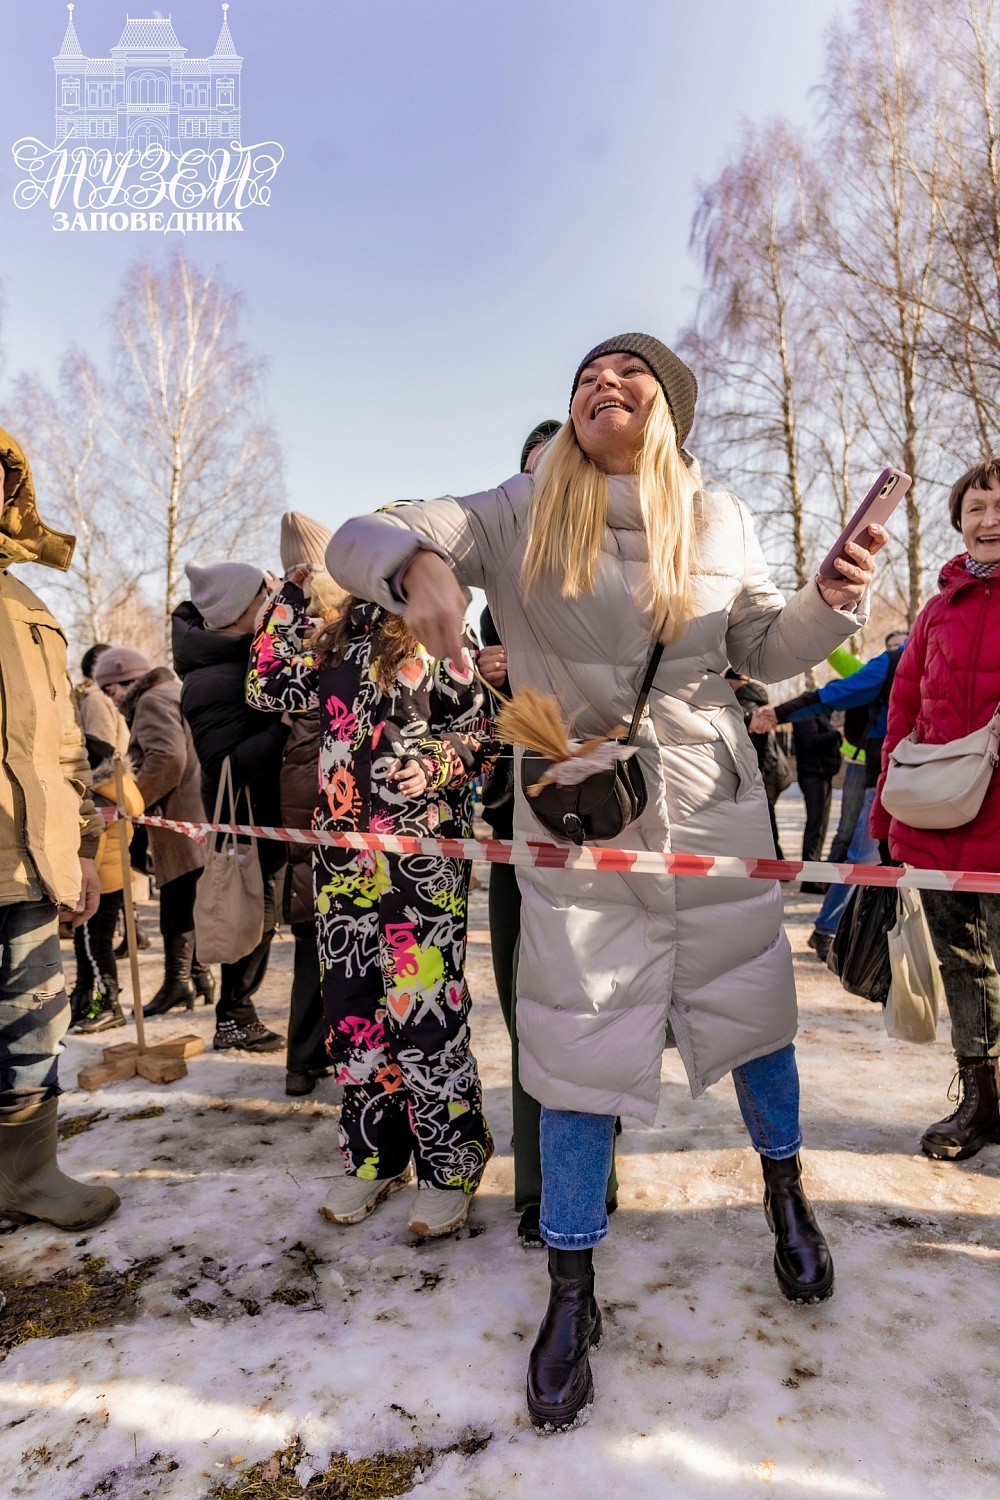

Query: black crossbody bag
[520,642,664,846]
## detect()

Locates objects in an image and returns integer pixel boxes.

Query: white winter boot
[319,1165,412,1225]
[408,1185,470,1238]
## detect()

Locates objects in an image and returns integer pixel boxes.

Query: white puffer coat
[329,474,866,1124]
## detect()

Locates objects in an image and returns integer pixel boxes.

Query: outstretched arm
[329,479,530,661]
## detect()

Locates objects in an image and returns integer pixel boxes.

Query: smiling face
[961,480,1000,564]
[570,352,662,474]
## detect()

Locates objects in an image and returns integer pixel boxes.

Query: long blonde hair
[520,389,698,642]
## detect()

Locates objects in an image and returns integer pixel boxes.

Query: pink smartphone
[818,467,911,578]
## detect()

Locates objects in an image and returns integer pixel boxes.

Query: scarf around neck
[964,554,1000,579]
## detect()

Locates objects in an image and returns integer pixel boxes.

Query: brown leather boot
[921,1057,1000,1161]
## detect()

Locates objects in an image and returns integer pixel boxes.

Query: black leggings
[73,890,123,996]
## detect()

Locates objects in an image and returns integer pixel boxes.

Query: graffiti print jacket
[246,583,498,839]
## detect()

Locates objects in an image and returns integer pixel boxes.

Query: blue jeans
[539,1042,803,1250]
[828,760,867,863]
[814,787,879,938]
[0,899,69,1110]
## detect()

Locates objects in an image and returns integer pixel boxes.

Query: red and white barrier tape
[101,807,1000,894]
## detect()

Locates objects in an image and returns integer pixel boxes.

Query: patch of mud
[209,1432,492,1498]
[57,1110,107,1140]
[0,1254,161,1356]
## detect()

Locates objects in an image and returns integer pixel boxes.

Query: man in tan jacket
[0,427,120,1229]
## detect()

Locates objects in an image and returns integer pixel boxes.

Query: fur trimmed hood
[119,666,176,728]
[0,427,75,571]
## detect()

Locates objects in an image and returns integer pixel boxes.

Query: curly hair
[307,597,421,694]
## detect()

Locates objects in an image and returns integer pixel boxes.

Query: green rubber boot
[0,1098,121,1229]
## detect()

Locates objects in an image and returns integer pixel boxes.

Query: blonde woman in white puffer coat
[329,333,884,1430]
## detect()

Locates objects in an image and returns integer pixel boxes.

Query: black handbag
[520,642,664,845]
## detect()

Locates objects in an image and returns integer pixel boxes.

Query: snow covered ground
[3,794,1000,1498]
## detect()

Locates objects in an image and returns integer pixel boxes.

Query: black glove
[774,689,822,724]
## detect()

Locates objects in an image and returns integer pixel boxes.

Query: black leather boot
[761,1153,834,1303]
[191,960,216,1007]
[526,1248,602,1429]
[921,1057,1000,1160]
[144,931,197,1017]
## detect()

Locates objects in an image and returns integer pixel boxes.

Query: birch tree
[12,352,158,657]
[914,0,1000,459]
[682,121,827,593]
[109,253,283,647]
[818,0,950,621]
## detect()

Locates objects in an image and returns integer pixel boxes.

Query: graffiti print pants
[315,847,493,1192]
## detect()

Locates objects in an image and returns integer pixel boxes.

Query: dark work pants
[490,862,618,1214]
[922,890,1000,1058]
[286,919,329,1074]
[799,774,833,863]
[218,841,286,1028]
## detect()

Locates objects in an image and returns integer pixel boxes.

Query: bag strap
[211,756,232,823]
[625,641,665,746]
[210,757,240,850]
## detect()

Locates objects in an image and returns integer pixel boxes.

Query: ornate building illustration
[54,5,242,154]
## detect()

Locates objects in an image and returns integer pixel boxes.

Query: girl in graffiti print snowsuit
[247,571,499,1238]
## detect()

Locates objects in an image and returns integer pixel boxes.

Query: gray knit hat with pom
[570,333,698,447]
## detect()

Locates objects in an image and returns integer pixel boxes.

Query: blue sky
[0,0,844,539]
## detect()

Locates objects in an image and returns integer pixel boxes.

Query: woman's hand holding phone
[815,524,886,610]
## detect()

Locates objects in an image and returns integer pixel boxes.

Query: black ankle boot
[144,931,197,1017]
[921,1057,1000,1160]
[526,1248,602,1429]
[761,1153,834,1303]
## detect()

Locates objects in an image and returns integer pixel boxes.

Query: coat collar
[120,666,177,726]
[606,474,643,531]
[938,552,995,601]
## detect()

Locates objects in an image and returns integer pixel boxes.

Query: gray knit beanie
[185,561,265,630]
[280,511,333,571]
[93,645,152,687]
[570,333,698,447]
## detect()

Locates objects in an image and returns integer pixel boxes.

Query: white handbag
[885,889,943,1044]
[880,705,1000,829]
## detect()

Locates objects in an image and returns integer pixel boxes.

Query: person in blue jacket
[758,630,907,960]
